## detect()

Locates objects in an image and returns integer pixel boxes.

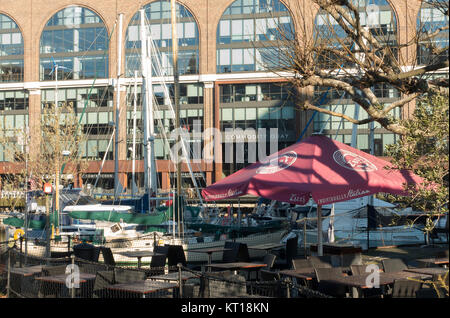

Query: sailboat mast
[132,70,138,197]
[140,8,158,212]
[114,13,123,200]
[171,0,183,238]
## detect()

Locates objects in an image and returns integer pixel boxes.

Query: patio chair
[100,247,116,268]
[292,258,312,270]
[350,264,384,298]
[154,245,169,257]
[273,236,298,269]
[92,270,115,298]
[38,265,68,298]
[166,244,187,271]
[263,253,277,270]
[147,253,167,276]
[222,242,250,263]
[314,267,348,298]
[382,258,408,273]
[341,253,363,267]
[350,264,367,276]
[391,279,422,298]
[206,273,248,298]
[308,255,333,269]
[114,268,146,284]
[259,269,281,282]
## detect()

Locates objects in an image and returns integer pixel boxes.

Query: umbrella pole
[317,205,323,256]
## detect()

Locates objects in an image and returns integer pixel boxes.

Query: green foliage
[384,92,449,230]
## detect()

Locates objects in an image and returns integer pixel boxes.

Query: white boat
[278,196,440,250]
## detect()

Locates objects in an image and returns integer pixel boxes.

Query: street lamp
[54,150,71,236]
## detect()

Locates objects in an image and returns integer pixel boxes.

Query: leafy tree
[383,92,449,231]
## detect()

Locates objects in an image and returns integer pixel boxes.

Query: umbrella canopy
[202,135,426,256]
[202,135,424,205]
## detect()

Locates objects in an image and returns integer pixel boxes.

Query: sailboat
[57,7,288,263]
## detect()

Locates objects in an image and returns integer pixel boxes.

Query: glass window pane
[220,20,230,36]
[219,49,230,65]
[246,108,256,120]
[222,108,233,121]
[234,108,245,120]
[232,49,243,64]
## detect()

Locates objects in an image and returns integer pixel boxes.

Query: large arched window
[216,0,294,73]
[417,0,449,65]
[125,0,199,77]
[39,6,109,81]
[0,14,24,82]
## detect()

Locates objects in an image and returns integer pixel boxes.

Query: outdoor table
[148,271,198,282]
[35,273,96,298]
[10,265,43,277]
[404,267,449,277]
[248,243,284,254]
[9,265,43,297]
[106,280,178,298]
[416,257,449,268]
[280,268,316,281]
[319,271,432,298]
[189,247,233,265]
[205,262,267,276]
[115,250,164,268]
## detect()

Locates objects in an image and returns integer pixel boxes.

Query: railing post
[178,263,183,298]
[6,249,11,298]
[71,254,75,299]
[19,237,23,268]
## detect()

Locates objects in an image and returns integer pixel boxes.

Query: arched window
[417,0,449,65]
[125,0,199,77]
[216,0,294,73]
[39,6,109,81]
[0,14,24,82]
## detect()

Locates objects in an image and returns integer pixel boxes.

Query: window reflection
[0,14,24,82]
[39,6,109,80]
[417,1,449,65]
[125,0,199,77]
[217,0,294,73]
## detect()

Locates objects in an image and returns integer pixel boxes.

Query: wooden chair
[308,255,333,269]
[391,279,422,298]
[382,258,408,273]
[350,264,367,276]
[100,247,116,268]
[166,244,187,272]
[92,270,115,298]
[38,265,68,298]
[341,253,363,267]
[222,242,250,263]
[148,254,167,276]
[113,268,146,284]
[314,267,348,298]
[259,269,281,282]
[292,258,312,270]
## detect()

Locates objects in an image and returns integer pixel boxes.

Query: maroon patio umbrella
[202,135,425,255]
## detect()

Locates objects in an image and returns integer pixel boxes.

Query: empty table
[106,280,178,298]
[116,250,163,268]
[189,247,233,265]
